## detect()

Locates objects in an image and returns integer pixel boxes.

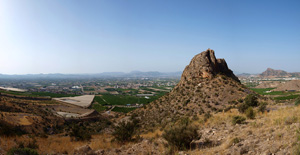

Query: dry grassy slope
[132,49,250,129]
[255,81,283,88]
[273,80,300,91]
[0,96,64,134]
[187,106,300,154]
[133,75,248,129]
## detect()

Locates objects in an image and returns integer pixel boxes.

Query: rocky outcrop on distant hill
[260,68,289,78]
[133,49,250,130]
[259,68,300,78]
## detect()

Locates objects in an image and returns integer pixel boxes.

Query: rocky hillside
[255,81,283,88]
[273,80,300,91]
[260,68,289,78]
[132,49,250,129]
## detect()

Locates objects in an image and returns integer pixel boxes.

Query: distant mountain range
[0,71,182,79]
[237,68,300,78]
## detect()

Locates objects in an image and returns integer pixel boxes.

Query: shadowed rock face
[179,49,239,86]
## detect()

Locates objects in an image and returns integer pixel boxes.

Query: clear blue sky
[1,0,300,74]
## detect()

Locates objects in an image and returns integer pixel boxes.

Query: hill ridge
[132,49,249,130]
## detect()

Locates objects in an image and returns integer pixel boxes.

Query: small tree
[163,119,199,150]
[232,116,246,125]
[238,94,259,113]
[112,120,139,143]
[238,103,249,113]
[244,94,258,107]
[245,107,255,119]
[69,124,91,141]
[258,102,267,113]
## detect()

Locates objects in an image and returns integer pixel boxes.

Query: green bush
[244,94,258,107]
[7,147,38,155]
[238,94,259,113]
[237,103,249,113]
[113,119,139,143]
[162,120,199,150]
[69,124,91,141]
[245,107,255,119]
[232,116,246,125]
[295,96,300,106]
[258,102,267,113]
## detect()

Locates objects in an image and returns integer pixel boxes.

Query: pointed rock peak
[180,49,239,84]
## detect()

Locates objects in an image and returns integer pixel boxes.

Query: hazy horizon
[1,0,300,75]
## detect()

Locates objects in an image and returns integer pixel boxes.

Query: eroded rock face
[179,49,239,86]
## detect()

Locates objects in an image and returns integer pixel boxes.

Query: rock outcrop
[179,49,239,86]
[133,49,250,130]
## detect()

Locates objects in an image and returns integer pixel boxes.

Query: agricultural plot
[92,103,107,112]
[274,95,299,101]
[251,88,297,95]
[53,95,95,108]
[111,107,136,113]
[0,90,78,98]
[250,88,300,101]
[93,94,163,106]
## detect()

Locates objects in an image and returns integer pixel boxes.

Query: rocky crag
[133,49,250,129]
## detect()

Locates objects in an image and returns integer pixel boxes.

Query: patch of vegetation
[293,128,300,154]
[204,112,212,122]
[83,87,95,91]
[251,88,297,96]
[92,103,107,112]
[245,107,255,119]
[112,107,136,113]
[250,88,274,95]
[258,102,267,112]
[112,119,140,143]
[232,137,241,144]
[244,94,258,107]
[0,120,25,136]
[238,94,258,113]
[163,118,200,151]
[7,147,38,155]
[274,95,299,100]
[69,123,91,141]
[105,88,117,91]
[232,116,246,125]
[295,96,300,106]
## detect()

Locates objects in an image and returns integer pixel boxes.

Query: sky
[0,0,300,74]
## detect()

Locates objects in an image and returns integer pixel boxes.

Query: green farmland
[250,88,296,96]
[112,107,136,113]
